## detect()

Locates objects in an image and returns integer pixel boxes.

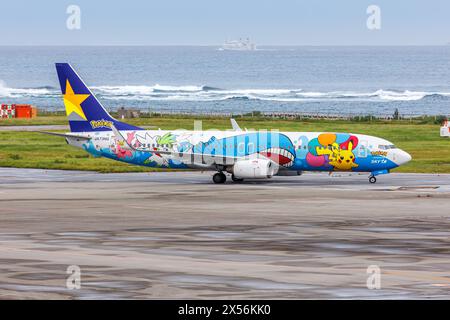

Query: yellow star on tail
[63,79,90,120]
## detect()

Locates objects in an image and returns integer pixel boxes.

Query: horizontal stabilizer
[35,131,92,140]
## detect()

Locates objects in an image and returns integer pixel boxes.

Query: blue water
[0,46,449,116]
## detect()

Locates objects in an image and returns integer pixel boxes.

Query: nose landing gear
[368,170,389,184]
[213,172,227,184]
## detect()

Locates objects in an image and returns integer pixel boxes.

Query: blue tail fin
[55,63,142,132]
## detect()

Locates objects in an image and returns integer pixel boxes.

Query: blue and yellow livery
[49,63,412,184]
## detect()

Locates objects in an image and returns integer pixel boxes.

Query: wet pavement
[0,168,449,299]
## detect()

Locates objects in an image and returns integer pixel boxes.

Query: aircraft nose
[396,149,412,165]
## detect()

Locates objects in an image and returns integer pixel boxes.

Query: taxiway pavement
[0,168,449,299]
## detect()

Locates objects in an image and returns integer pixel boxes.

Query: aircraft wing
[139,148,242,165]
[35,131,92,140]
[111,124,242,165]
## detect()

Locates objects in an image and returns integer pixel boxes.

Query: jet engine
[232,159,278,179]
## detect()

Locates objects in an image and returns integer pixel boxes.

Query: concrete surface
[0,168,449,299]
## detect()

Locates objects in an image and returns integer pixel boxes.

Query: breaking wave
[1,81,450,103]
[92,86,450,102]
[0,81,56,98]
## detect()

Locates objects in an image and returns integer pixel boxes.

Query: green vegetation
[0,115,449,173]
[0,115,68,126]
[0,130,158,173]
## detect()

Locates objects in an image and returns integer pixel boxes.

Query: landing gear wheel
[213,172,226,184]
[369,176,377,184]
[231,174,244,182]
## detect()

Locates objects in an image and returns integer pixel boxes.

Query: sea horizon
[1,45,449,116]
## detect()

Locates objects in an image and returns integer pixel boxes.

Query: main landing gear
[231,174,244,182]
[212,172,244,183]
[369,175,377,184]
[213,172,227,184]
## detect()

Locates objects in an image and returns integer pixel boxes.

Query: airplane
[43,63,412,184]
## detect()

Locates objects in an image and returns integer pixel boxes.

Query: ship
[221,38,256,51]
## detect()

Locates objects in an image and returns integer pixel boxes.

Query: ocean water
[0,46,449,116]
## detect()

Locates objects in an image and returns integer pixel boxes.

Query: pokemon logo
[371,151,388,157]
[90,119,113,129]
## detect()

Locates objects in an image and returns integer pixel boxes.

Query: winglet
[230,118,242,131]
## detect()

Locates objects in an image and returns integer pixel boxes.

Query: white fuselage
[67,129,412,175]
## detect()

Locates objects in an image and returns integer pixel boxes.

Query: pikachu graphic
[316,137,359,171]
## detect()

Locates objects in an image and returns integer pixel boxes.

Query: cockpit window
[378,144,396,150]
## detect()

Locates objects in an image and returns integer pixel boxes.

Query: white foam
[153,84,204,92]
[2,81,450,103]
[92,84,205,95]
[0,80,53,97]
[375,89,426,101]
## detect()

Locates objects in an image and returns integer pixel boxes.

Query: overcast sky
[0,0,449,45]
